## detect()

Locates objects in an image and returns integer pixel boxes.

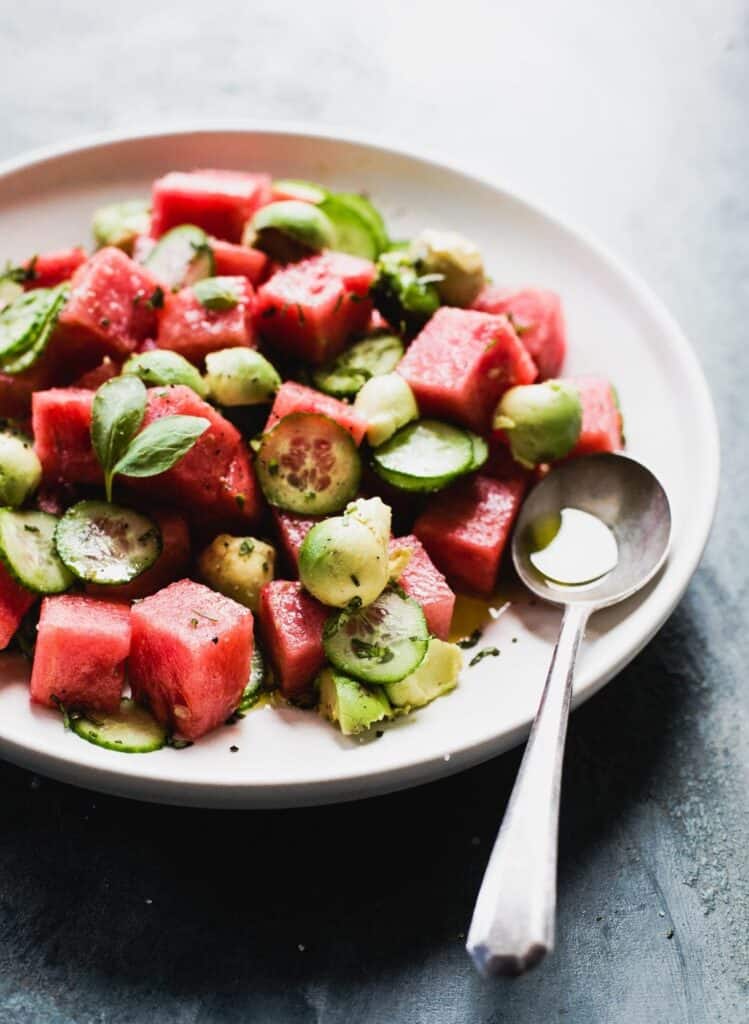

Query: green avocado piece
[385,638,462,710]
[316,667,392,735]
[494,380,582,468]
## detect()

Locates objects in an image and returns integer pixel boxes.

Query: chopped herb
[235,494,246,510]
[333,293,343,313]
[211,636,219,645]
[147,286,165,310]
[268,458,279,477]
[238,539,255,557]
[375,730,384,738]
[351,638,394,664]
[261,306,277,318]
[189,618,199,628]
[666,928,674,940]
[349,292,363,303]
[350,573,360,587]
[230,745,239,753]
[99,317,111,328]
[469,646,500,667]
[23,524,40,534]
[166,736,193,750]
[296,303,306,324]
[457,628,482,649]
[512,637,518,643]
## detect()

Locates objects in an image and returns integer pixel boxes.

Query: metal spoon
[466,453,671,977]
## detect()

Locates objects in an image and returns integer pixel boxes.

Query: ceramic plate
[0,126,719,807]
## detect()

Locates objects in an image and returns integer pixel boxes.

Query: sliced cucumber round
[334,193,388,253]
[234,643,266,717]
[70,699,167,753]
[311,333,404,399]
[144,225,214,290]
[372,420,474,492]
[255,412,361,515]
[320,195,379,260]
[0,509,74,594]
[55,501,162,585]
[0,285,68,375]
[323,587,429,685]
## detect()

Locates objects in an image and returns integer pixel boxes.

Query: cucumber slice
[334,193,388,253]
[0,279,23,310]
[272,179,329,204]
[70,699,167,753]
[255,412,361,515]
[144,225,214,289]
[323,587,429,685]
[234,643,266,717]
[0,509,74,594]
[320,196,379,260]
[0,285,68,374]
[372,420,474,492]
[311,333,404,399]
[55,500,162,585]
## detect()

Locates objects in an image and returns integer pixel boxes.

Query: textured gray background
[0,2,747,1021]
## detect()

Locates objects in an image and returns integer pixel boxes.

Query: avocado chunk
[92,199,150,254]
[205,348,281,406]
[316,667,392,735]
[409,228,485,307]
[494,380,582,468]
[385,638,462,710]
[354,372,419,447]
[197,535,276,612]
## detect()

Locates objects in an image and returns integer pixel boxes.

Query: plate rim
[0,122,721,807]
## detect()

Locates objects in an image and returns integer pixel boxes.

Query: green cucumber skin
[319,196,379,260]
[69,699,167,754]
[372,420,475,493]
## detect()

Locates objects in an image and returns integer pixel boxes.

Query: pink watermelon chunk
[55,248,160,366]
[0,357,60,420]
[414,474,526,595]
[30,595,131,712]
[258,580,328,698]
[129,579,253,740]
[264,381,368,445]
[254,252,376,364]
[391,535,455,640]
[72,358,120,390]
[129,386,262,527]
[23,247,87,290]
[568,376,623,455]
[272,509,321,570]
[210,238,269,285]
[471,286,566,380]
[150,169,272,242]
[32,389,101,485]
[397,307,538,433]
[86,507,190,601]
[0,563,35,651]
[156,277,255,366]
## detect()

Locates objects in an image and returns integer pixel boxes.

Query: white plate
[0,126,719,808]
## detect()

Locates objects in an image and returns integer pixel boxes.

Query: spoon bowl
[467,453,672,977]
[513,453,672,607]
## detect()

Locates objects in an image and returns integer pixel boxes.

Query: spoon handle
[466,602,591,977]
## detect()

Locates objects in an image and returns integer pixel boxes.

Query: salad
[0,168,624,753]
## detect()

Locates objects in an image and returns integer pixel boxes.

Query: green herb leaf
[112,415,210,479]
[457,629,482,650]
[469,646,500,667]
[91,376,147,501]
[192,276,242,312]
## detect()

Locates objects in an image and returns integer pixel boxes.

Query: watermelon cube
[414,474,526,595]
[471,286,566,380]
[391,535,455,640]
[397,307,537,433]
[129,579,253,740]
[128,385,261,526]
[156,277,255,366]
[569,376,624,455]
[258,580,328,698]
[32,389,101,485]
[150,169,272,242]
[72,357,120,390]
[264,381,368,445]
[254,252,376,364]
[272,509,321,570]
[55,248,160,366]
[30,595,131,712]
[0,357,59,420]
[86,507,190,601]
[0,562,36,650]
[210,238,269,285]
[23,248,87,290]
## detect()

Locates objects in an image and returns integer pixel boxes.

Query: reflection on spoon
[529,507,618,586]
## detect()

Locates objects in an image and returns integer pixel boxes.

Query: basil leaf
[192,276,242,312]
[91,376,147,501]
[122,349,208,397]
[113,415,209,478]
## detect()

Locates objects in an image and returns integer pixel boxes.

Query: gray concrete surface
[0,2,746,1021]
